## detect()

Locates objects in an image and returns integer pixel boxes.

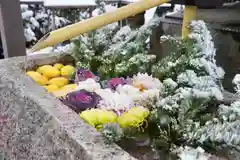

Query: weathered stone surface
[0,53,136,160]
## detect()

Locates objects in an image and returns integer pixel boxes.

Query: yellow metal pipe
[181,5,197,39]
[30,0,170,53]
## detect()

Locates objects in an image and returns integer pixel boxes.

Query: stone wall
[0,53,136,160]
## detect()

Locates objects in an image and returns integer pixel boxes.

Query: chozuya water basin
[0,52,136,160]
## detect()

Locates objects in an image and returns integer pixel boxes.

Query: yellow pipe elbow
[30,0,170,53]
[182,5,197,40]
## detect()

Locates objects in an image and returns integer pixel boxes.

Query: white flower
[76,79,101,92]
[132,73,163,90]
[95,88,134,115]
[116,85,159,107]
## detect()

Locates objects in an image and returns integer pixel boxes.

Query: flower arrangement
[26,9,240,158]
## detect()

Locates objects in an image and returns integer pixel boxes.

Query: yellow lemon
[26,71,48,86]
[43,84,59,93]
[60,65,75,78]
[52,87,75,98]
[37,65,60,78]
[48,77,69,87]
[43,67,60,78]
[61,84,77,90]
[53,63,64,70]
[36,65,52,74]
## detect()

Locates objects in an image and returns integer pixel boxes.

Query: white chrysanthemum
[116,85,160,107]
[132,73,163,90]
[76,78,101,92]
[116,84,140,95]
[95,88,134,115]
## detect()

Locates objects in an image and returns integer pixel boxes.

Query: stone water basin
[0,52,136,160]
[0,52,236,160]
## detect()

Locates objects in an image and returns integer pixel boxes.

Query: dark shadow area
[0,38,3,59]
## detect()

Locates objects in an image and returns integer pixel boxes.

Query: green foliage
[101,123,124,144]
[151,37,207,81]
[71,15,237,158]
[71,16,161,80]
[149,96,216,152]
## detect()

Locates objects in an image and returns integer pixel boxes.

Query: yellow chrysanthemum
[118,106,149,128]
[80,109,99,127]
[26,71,48,86]
[97,110,118,125]
[48,77,69,87]
[80,109,117,128]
